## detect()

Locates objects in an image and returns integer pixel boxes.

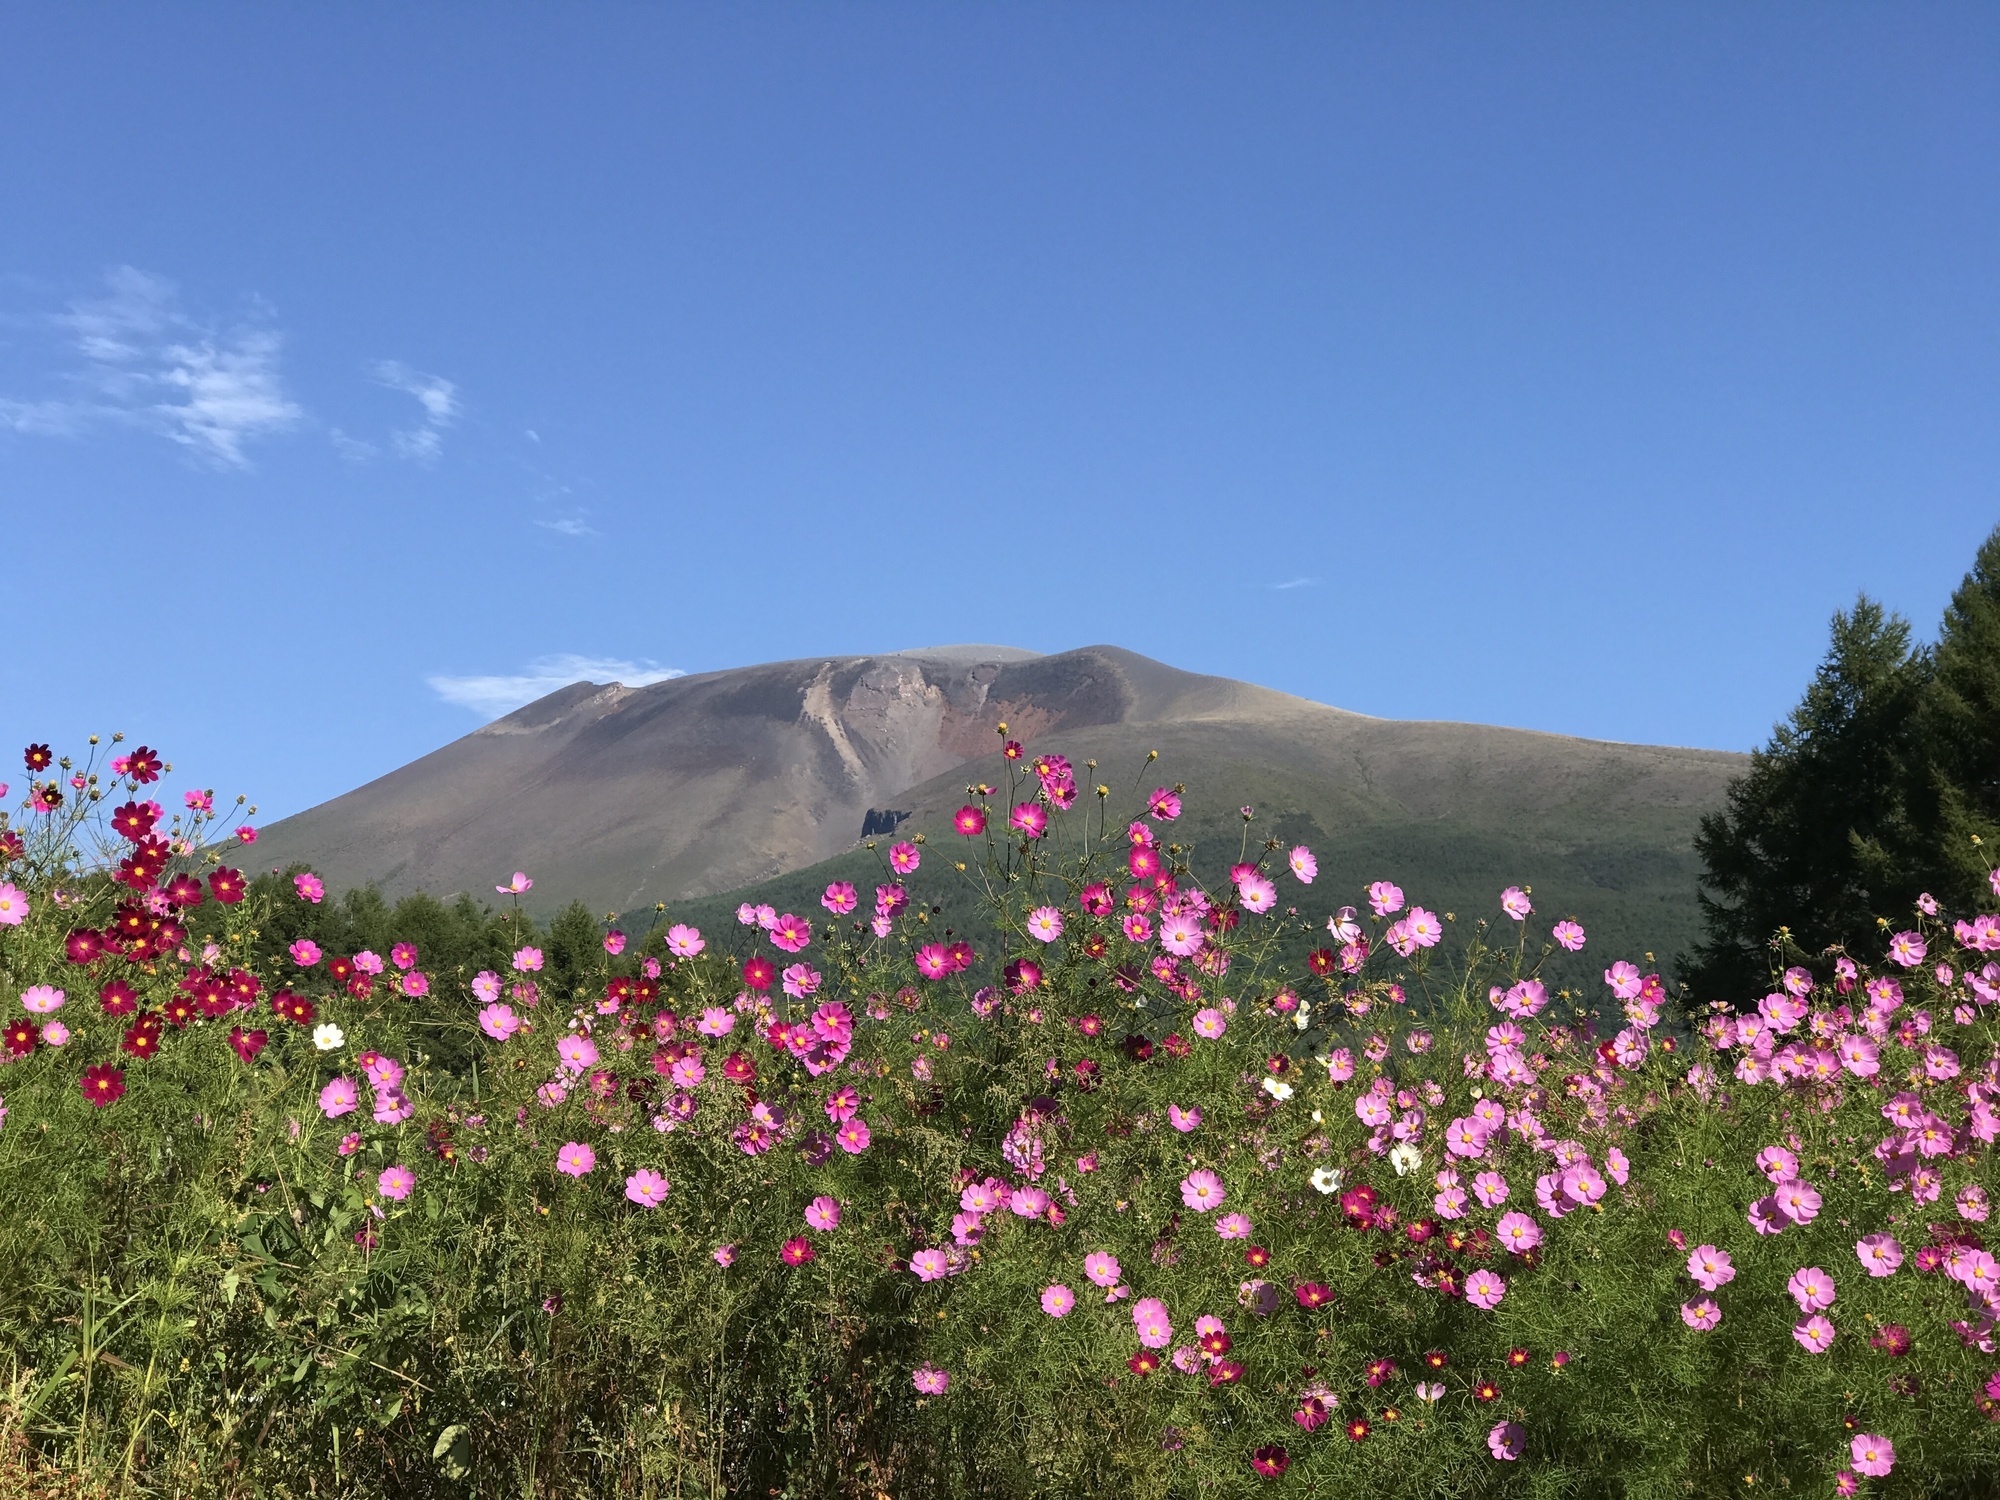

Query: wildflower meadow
[1,732,1998,1498]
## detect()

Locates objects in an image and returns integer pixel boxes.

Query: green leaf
[432,1423,473,1480]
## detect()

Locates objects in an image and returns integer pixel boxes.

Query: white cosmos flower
[1261,1077,1294,1101]
[1388,1142,1424,1176]
[312,1023,346,1052]
[1310,1166,1342,1195]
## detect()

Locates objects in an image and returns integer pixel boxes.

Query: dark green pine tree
[1683,597,1930,999]
[1910,523,2000,907]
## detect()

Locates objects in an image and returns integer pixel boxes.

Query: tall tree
[1911,524,2000,907]
[1684,597,1929,998]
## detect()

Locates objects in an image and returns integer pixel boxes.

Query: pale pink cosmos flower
[1500,886,1532,921]
[1367,881,1404,916]
[319,1077,360,1118]
[912,1364,949,1396]
[552,1141,595,1177]
[805,1195,841,1231]
[1959,1184,1991,1222]
[1793,1315,1836,1353]
[1191,1008,1227,1040]
[1473,1171,1510,1208]
[1025,906,1064,943]
[713,1244,738,1267]
[1215,1213,1253,1240]
[1465,1269,1507,1310]
[1755,1145,1799,1183]
[1488,1421,1525,1461]
[666,924,705,957]
[1158,915,1204,955]
[556,1034,599,1073]
[1180,1170,1226,1212]
[0,884,27,927]
[1856,1233,1904,1276]
[477,1002,520,1041]
[1774,1178,1822,1225]
[1849,1435,1895,1478]
[293,873,325,904]
[353,950,385,976]
[1287,845,1317,883]
[1551,920,1586,952]
[697,1007,735,1037]
[512,946,544,973]
[1084,1251,1122,1287]
[1681,1298,1721,1330]
[19,986,63,1015]
[1041,1284,1076,1317]
[625,1168,669,1208]
[1132,1297,1173,1348]
[471,971,502,1003]
[377,1165,415,1201]
[781,963,822,999]
[1787,1266,1836,1312]
[1687,1246,1736,1291]
[1237,875,1277,913]
[1495,1211,1542,1254]
[909,1248,952,1282]
[289,938,322,966]
[1887,930,1926,967]
[1404,907,1443,948]
[497,872,533,895]
[1168,1103,1202,1133]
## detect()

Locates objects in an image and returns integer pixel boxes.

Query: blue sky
[3,5,1996,821]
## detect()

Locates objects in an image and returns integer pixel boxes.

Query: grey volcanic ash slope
[253,646,1746,951]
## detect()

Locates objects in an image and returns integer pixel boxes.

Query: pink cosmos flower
[1404,907,1442,948]
[625,1168,669,1207]
[1849,1435,1895,1478]
[769,913,812,952]
[602,930,626,955]
[512,946,544,973]
[1238,875,1277,913]
[1773,1178,1822,1225]
[377,1165,414,1201]
[1681,1298,1721,1330]
[19,986,62,1014]
[837,1119,872,1154]
[781,1237,814,1265]
[1755,1145,1799,1183]
[1500,886,1532,920]
[401,971,430,998]
[497,872,533,895]
[1025,906,1064,943]
[1181,1170,1226,1212]
[1958,1184,1990,1222]
[1793,1315,1835,1353]
[713,1244,738,1267]
[1551,920,1586,952]
[781,963,822,1000]
[289,938,321,966]
[1787,1266,1836,1312]
[910,1248,952,1282]
[1085,1251,1122,1287]
[1496,1211,1542,1254]
[1158,915,1204,955]
[889,841,921,874]
[1288,846,1317,883]
[1465,1270,1507,1310]
[319,1077,360,1118]
[389,942,418,971]
[1132,1297,1173,1348]
[1473,1171,1510,1208]
[1169,1104,1201,1132]
[1687,1246,1736,1291]
[913,1364,950,1395]
[1367,881,1404,916]
[1487,1421,1524,1461]
[666,924,705,957]
[1216,1213,1253,1240]
[1561,1164,1607,1205]
[696,1007,735,1037]
[556,1034,599,1073]
[805,1195,841,1231]
[1887,930,1926,967]
[821,882,858,914]
[1191,1007,1227,1040]
[1041,1284,1076,1317]
[914,944,951,980]
[1856,1233,1904,1276]
[1010,803,1047,839]
[556,1142,596,1177]
[353,950,386,976]
[294,872,325,904]
[471,970,502,1002]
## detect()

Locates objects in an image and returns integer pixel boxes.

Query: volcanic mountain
[252,645,1746,964]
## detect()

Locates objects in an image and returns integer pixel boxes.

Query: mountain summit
[252,646,1745,955]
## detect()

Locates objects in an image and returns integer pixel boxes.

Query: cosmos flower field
[1,736,1998,1496]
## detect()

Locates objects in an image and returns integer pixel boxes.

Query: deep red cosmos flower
[780,1236,814,1265]
[1424,1349,1450,1370]
[124,746,163,783]
[65,929,105,964]
[163,875,204,908]
[742,955,775,991]
[4,1019,39,1056]
[1506,1347,1531,1368]
[208,867,247,904]
[121,1016,163,1058]
[1345,1419,1370,1442]
[1244,1244,1271,1269]
[273,991,317,1025]
[1003,959,1042,994]
[1198,1329,1231,1358]
[1294,1282,1331,1309]
[1127,1350,1160,1375]
[79,1063,126,1107]
[723,1052,756,1083]
[229,1027,269,1064]
[23,744,52,772]
[98,979,139,1016]
[1249,1445,1289,1477]
[110,801,156,841]
[1208,1360,1244,1387]
[1475,1380,1501,1403]
[1307,947,1338,976]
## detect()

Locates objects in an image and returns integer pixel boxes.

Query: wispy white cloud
[1270,576,1320,591]
[0,267,301,467]
[536,512,599,538]
[428,654,685,719]
[373,359,458,463]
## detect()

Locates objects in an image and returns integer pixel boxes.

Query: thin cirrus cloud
[427,654,686,719]
[1270,577,1320,590]
[0,266,301,467]
[373,359,458,462]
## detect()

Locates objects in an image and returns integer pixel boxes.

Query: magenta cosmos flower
[1488,1422,1525,1461]
[889,841,921,874]
[377,1165,415,1201]
[913,1363,950,1395]
[1041,1284,1076,1317]
[1849,1434,1895,1477]
[821,881,858,914]
[713,1244,737,1267]
[289,938,321,965]
[953,805,985,837]
[1181,1170,1226,1212]
[805,1195,841,1231]
[293,872,325,904]
[769,913,812,952]
[781,1237,815,1265]
[1169,1104,1201,1132]
[557,1142,596,1177]
[625,1168,669,1208]
[1132,1297,1173,1349]
[1084,1251,1122,1287]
